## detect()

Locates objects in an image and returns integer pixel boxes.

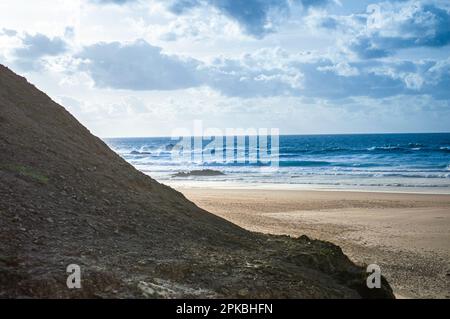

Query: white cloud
[311,0,450,58]
[0,0,449,136]
[317,61,360,76]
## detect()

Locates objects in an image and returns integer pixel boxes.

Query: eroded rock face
[0,65,394,298]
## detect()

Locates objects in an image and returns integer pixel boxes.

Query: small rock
[238,288,249,297]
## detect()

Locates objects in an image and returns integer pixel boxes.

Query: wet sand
[176,187,450,299]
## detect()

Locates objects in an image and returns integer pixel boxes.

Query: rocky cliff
[0,65,394,298]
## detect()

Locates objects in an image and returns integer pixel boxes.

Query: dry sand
[175,187,450,299]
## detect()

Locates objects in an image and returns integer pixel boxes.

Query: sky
[0,0,449,137]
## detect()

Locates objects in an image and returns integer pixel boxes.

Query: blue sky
[0,0,449,137]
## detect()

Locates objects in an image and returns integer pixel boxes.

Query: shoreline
[162,179,450,195]
[174,185,450,299]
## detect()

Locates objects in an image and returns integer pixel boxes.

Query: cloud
[155,6,243,43]
[312,1,450,58]
[217,52,450,100]
[317,61,360,77]
[298,57,450,100]
[75,39,450,101]
[347,36,390,59]
[203,49,449,99]
[12,33,68,71]
[90,0,138,4]
[0,28,17,37]
[355,2,450,57]
[76,40,305,95]
[1,0,448,136]
[77,40,202,90]
[88,0,333,37]
[205,50,305,97]
[166,0,333,37]
[16,33,67,57]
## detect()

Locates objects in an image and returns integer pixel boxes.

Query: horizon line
[101,131,450,139]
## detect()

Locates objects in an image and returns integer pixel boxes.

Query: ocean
[104,133,450,193]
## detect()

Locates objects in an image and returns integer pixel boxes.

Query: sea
[104,133,450,193]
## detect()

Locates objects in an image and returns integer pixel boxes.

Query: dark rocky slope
[0,65,394,298]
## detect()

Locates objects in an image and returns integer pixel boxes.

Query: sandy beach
[174,186,450,299]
